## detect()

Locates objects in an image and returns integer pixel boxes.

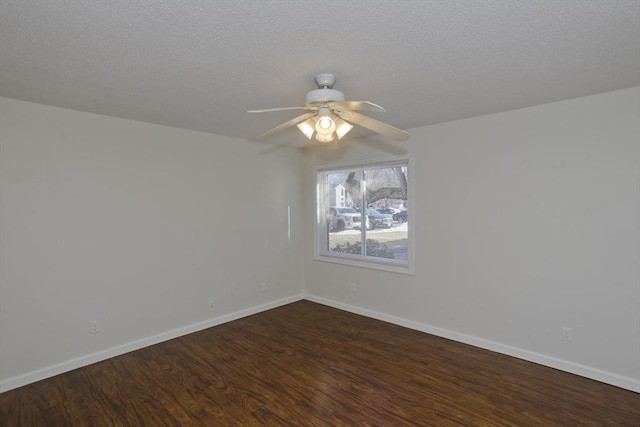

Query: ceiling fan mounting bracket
[314,73,336,89]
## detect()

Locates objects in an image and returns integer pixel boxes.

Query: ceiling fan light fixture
[296,119,315,139]
[335,119,353,139]
[315,107,336,136]
[317,116,334,131]
[315,133,335,143]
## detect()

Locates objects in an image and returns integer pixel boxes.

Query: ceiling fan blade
[328,101,386,112]
[254,111,316,140]
[248,107,309,113]
[335,111,409,141]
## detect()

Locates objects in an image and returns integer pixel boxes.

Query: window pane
[364,166,408,262]
[325,170,363,256]
[317,159,410,272]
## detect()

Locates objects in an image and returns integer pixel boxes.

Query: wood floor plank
[1,300,638,426]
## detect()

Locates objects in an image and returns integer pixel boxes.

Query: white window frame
[314,156,414,275]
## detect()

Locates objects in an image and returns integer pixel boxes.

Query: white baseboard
[304,294,640,393]
[0,294,305,393]
[3,293,638,394]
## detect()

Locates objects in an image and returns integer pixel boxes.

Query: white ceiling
[1,0,639,147]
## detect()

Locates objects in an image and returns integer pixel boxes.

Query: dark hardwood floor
[1,300,638,426]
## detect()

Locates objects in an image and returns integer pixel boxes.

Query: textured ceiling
[1,0,639,147]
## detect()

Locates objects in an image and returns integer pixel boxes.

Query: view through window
[317,160,409,269]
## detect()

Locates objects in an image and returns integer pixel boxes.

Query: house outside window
[315,158,412,274]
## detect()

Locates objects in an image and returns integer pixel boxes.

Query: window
[315,159,412,273]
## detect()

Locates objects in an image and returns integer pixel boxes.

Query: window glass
[364,165,408,263]
[325,170,362,256]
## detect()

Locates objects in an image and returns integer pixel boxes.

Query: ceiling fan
[248,73,409,143]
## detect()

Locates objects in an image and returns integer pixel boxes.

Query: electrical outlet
[350,283,356,292]
[90,320,100,334]
[208,300,215,311]
[562,326,572,342]
[261,282,267,292]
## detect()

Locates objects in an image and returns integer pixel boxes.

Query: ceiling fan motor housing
[306,88,345,106]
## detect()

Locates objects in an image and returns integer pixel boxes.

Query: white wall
[0,98,306,390]
[304,87,640,391]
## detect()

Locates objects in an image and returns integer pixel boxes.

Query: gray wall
[0,98,306,390]
[304,87,640,391]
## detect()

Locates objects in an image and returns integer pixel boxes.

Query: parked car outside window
[392,210,408,223]
[366,208,393,229]
[329,207,363,231]
[376,208,395,215]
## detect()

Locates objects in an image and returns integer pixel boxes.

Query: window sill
[314,254,414,276]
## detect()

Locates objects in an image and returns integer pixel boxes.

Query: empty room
[1,1,639,425]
